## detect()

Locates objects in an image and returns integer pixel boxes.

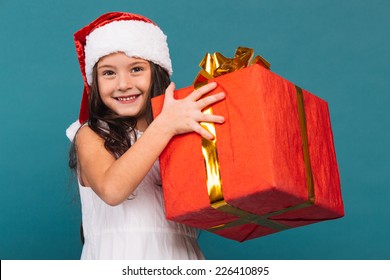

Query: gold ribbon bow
[194,46,270,86]
[193,47,314,237]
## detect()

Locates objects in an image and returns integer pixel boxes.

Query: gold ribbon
[194,47,314,234]
[194,47,268,211]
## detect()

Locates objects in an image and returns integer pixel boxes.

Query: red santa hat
[73,12,172,124]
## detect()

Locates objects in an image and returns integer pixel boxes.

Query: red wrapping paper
[151,63,344,242]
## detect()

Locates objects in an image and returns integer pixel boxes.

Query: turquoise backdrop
[1,0,389,259]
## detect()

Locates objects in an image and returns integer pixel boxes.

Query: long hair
[69,61,170,170]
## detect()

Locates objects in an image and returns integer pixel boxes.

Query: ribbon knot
[194,46,270,86]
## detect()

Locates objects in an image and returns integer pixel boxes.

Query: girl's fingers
[193,124,216,140]
[196,92,225,109]
[163,82,176,103]
[159,80,225,139]
[199,113,225,124]
[194,113,225,140]
[166,82,223,109]
[188,82,218,101]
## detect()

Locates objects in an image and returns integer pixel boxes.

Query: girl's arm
[76,82,225,206]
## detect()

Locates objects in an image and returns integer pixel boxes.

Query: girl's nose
[117,73,133,91]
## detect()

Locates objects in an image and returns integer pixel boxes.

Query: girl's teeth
[117,96,136,101]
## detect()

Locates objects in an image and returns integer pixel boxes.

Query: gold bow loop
[194,46,270,86]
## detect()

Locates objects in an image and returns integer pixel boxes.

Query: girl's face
[97,52,152,129]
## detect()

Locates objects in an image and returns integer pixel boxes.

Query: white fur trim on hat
[84,20,172,85]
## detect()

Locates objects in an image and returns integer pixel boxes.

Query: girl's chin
[114,109,147,119]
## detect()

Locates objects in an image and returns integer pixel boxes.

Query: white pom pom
[66,120,82,142]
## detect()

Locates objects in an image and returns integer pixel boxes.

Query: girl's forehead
[98,52,149,66]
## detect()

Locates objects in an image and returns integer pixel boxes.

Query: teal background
[1,0,389,260]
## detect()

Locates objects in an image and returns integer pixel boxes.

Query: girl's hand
[76,81,224,205]
[159,81,225,140]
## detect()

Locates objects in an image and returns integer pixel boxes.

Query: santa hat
[73,11,172,125]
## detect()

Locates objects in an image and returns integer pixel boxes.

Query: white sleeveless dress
[67,121,204,260]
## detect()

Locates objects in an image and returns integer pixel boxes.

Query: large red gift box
[152,63,344,242]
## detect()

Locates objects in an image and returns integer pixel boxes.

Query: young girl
[66,12,225,259]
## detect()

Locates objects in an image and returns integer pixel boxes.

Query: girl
[66,12,225,259]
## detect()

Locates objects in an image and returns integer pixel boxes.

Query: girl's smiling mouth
[115,94,141,102]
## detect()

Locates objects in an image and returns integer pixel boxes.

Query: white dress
[67,121,204,260]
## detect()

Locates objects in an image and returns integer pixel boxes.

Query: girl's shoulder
[76,124,102,145]
[66,120,101,145]
[66,120,91,142]
[75,123,111,166]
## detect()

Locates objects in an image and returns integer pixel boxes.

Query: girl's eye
[102,70,115,76]
[131,67,143,73]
